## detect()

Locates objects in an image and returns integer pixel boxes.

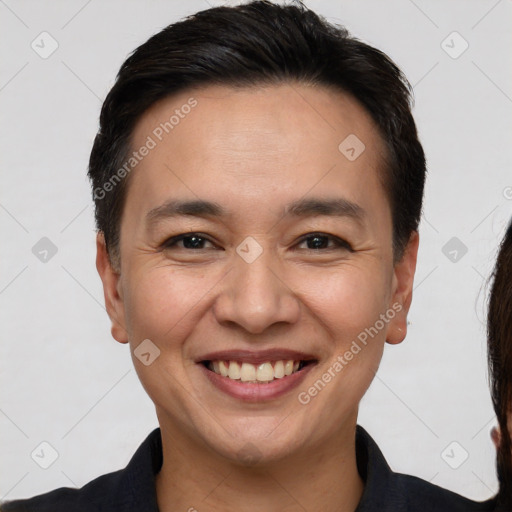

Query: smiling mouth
[201,359,317,383]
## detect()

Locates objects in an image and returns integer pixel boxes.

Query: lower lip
[198,363,316,402]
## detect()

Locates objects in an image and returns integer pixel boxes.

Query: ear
[386,231,419,345]
[95,232,129,344]
[491,426,501,450]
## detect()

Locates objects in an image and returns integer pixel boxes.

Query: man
[1,1,497,510]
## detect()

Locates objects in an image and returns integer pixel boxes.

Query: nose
[212,249,301,334]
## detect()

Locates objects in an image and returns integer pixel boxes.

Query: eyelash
[161,232,353,252]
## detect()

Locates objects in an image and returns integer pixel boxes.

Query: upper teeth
[210,360,301,383]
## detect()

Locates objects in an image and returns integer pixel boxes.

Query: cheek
[294,268,389,437]
[120,267,206,417]
[122,265,211,344]
[295,264,391,341]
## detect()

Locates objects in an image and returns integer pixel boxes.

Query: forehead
[125,83,389,225]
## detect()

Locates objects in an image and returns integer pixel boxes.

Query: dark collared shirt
[1,426,497,511]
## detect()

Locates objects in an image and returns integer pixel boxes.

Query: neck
[155,419,364,512]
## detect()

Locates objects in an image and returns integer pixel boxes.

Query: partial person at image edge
[488,219,512,512]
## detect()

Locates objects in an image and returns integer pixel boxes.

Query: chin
[200,416,310,466]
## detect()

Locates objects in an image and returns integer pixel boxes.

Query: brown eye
[162,233,216,250]
[297,233,353,252]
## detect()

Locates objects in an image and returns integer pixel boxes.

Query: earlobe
[386,231,419,345]
[95,232,129,344]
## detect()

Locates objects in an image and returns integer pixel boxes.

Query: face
[97,83,418,464]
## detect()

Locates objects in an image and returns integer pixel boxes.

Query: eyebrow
[145,197,365,230]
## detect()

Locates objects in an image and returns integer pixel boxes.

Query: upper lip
[196,349,317,365]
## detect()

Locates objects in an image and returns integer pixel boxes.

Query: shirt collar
[354,425,397,510]
[114,427,162,511]
[115,425,387,511]
[114,425,492,512]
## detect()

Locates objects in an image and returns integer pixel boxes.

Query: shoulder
[1,428,162,512]
[355,425,497,512]
[0,468,124,512]
[392,471,496,511]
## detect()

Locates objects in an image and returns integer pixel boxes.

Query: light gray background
[1,0,511,503]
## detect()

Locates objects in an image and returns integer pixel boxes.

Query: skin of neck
[155,410,364,512]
